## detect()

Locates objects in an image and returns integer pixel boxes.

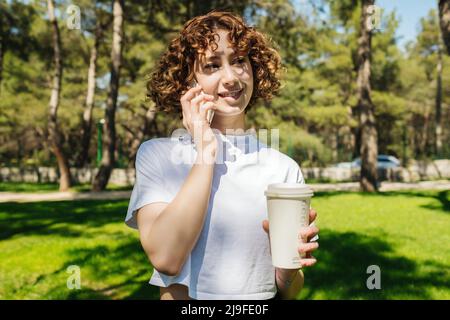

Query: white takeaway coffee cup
[264,183,314,269]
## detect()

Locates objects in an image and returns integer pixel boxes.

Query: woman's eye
[205,64,219,70]
[234,57,246,64]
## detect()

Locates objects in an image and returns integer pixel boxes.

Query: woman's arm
[137,150,216,276]
[263,208,319,300]
[138,85,218,277]
[275,269,304,299]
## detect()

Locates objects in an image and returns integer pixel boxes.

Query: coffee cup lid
[264,183,314,198]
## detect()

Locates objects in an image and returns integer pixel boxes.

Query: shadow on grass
[0,200,161,299]
[302,229,450,299]
[0,200,130,240]
[64,238,160,300]
[28,236,160,300]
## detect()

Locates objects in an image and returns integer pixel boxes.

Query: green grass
[0,190,448,299]
[0,200,158,300]
[0,182,132,193]
[298,190,450,300]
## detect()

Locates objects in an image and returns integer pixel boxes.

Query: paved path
[0,180,448,203]
[0,190,132,203]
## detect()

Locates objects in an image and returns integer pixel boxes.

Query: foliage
[0,0,448,169]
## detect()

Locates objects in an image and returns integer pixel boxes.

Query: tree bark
[330,128,338,162]
[47,0,72,191]
[435,46,443,156]
[356,0,378,192]
[0,36,3,97]
[420,104,431,157]
[439,0,450,55]
[0,9,5,97]
[92,0,124,191]
[78,20,104,168]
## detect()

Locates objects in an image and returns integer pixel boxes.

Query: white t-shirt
[125,130,305,300]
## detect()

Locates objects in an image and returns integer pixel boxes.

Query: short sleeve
[125,141,173,229]
[285,159,305,185]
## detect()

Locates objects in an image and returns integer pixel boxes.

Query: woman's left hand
[262,208,319,269]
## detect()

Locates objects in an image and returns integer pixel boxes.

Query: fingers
[198,101,216,121]
[299,257,317,267]
[180,85,216,131]
[262,219,269,234]
[299,226,319,242]
[180,85,203,104]
[191,93,214,114]
[309,208,317,223]
[298,241,319,254]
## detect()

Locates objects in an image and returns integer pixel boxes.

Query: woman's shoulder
[259,144,301,170]
[137,137,179,159]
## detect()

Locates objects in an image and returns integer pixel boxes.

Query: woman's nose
[222,64,239,86]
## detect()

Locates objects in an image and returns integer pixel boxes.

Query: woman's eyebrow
[205,50,243,61]
[205,52,224,60]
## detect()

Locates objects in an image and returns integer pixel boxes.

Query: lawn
[0,189,448,299]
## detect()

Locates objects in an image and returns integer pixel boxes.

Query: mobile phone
[190,80,214,124]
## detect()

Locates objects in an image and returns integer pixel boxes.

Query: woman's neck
[211,113,247,135]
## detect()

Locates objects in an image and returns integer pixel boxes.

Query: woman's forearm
[276,269,304,300]
[146,153,216,275]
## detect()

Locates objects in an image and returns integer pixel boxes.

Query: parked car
[336,155,401,169]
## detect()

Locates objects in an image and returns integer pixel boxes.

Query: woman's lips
[218,88,243,100]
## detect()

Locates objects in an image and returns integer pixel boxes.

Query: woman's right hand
[180,85,218,162]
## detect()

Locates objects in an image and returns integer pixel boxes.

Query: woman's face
[193,29,254,116]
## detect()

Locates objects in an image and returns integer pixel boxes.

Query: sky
[377,0,438,50]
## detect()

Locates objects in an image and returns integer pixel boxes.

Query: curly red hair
[147,10,282,115]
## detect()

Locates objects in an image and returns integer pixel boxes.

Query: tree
[77,2,111,167]
[47,0,72,191]
[92,0,124,191]
[415,10,445,157]
[0,1,36,96]
[356,0,378,192]
[439,0,450,54]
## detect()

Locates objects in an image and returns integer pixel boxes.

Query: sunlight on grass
[298,190,450,300]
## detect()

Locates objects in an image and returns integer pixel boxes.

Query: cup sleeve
[125,142,172,229]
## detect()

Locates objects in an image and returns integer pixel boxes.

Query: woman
[125,10,319,300]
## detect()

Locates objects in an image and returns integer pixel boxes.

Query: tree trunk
[78,22,103,168]
[439,0,450,55]
[0,12,5,97]
[47,0,72,192]
[330,128,338,162]
[0,37,3,97]
[92,0,124,191]
[356,0,378,192]
[435,47,443,156]
[420,105,430,157]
